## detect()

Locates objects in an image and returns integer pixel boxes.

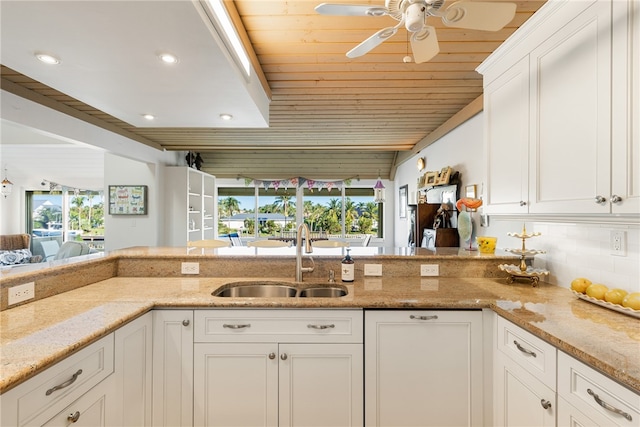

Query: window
[218,186,382,241]
[27,190,105,256]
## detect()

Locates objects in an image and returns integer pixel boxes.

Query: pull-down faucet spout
[296,223,314,281]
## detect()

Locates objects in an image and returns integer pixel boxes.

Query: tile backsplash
[486,219,640,293]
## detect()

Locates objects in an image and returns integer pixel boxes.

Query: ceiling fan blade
[410,26,439,64]
[441,1,516,31]
[346,26,398,58]
[315,3,388,17]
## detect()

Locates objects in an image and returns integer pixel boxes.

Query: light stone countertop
[1,275,639,394]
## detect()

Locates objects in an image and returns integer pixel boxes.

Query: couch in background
[0,234,43,265]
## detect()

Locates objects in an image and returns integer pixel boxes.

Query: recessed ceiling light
[158,53,178,64]
[143,114,155,121]
[220,113,233,121]
[35,53,60,65]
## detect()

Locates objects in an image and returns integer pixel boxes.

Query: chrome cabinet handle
[611,195,622,204]
[308,324,335,330]
[182,319,190,327]
[269,353,276,360]
[46,369,83,396]
[513,340,536,357]
[519,201,527,206]
[280,353,288,361]
[540,399,552,410]
[68,411,81,423]
[595,195,607,204]
[223,323,251,329]
[587,389,632,421]
[410,315,438,321]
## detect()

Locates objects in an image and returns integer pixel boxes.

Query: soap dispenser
[341,248,354,282]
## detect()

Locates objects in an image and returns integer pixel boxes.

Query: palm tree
[219,197,240,218]
[343,197,359,233]
[323,198,342,234]
[71,195,84,231]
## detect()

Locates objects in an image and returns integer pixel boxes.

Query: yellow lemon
[585,284,608,300]
[622,293,640,310]
[570,277,592,294]
[604,288,628,305]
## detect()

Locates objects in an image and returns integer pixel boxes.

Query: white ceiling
[0,0,269,128]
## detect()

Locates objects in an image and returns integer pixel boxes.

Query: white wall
[394,112,640,292]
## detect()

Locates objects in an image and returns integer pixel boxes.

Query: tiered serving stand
[499,225,549,287]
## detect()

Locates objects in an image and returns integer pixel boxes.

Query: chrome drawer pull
[68,411,81,423]
[223,323,251,329]
[513,340,536,357]
[409,315,438,321]
[587,389,632,421]
[307,324,335,330]
[46,369,83,396]
[540,399,552,410]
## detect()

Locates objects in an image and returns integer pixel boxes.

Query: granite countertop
[1,275,639,395]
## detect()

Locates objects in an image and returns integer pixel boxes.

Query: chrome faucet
[296,223,314,281]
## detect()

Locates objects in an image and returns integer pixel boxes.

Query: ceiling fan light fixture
[404,2,425,32]
[35,53,60,65]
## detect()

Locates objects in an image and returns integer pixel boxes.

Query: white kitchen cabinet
[164,166,216,246]
[0,334,115,427]
[558,350,640,427]
[480,0,639,216]
[483,56,530,214]
[193,309,363,427]
[364,310,483,427]
[113,312,153,427]
[152,310,194,427]
[494,316,557,427]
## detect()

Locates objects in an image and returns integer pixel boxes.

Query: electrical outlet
[8,282,35,305]
[181,262,200,274]
[610,231,627,256]
[420,264,439,277]
[364,264,383,276]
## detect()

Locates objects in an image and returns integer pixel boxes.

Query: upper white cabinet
[480,0,639,216]
[164,166,216,246]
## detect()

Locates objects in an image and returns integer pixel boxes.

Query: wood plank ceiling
[1,0,545,180]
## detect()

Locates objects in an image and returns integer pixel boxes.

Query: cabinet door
[193,343,278,427]
[558,396,604,427]
[41,376,115,427]
[279,343,363,427]
[528,0,612,214]
[611,0,640,214]
[364,310,483,427]
[114,312,152,427]
[152,310,193,427]
[494,351,556,427]
[484,56,530,214]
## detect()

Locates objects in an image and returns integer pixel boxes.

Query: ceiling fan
[315,0,517,63]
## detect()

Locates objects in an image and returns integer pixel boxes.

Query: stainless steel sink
[298,286,348,298]
[212,281,348,298]
[212,281,297,298]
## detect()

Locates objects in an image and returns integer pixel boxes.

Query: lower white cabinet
[494,316,557,427]
[0,333,115,427]
[364,310,483,427]
[113,312,153,427]
[558,350,640,427]
[152,310,194,427]
[193,309,363,427]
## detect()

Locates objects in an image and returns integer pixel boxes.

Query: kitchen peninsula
[1,248,638,426]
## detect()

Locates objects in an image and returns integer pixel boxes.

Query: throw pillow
[0,249,32,265]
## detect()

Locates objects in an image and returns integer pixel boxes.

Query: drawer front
[558,351,640,427]
[5,334,114,426]
[194,309,363,343]
[497,316,557,390]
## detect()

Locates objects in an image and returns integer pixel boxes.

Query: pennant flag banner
[245,177,350,192]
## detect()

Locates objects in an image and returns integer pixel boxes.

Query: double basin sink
[213,281,348,298]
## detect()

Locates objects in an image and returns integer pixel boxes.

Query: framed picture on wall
[399,184,408,218]
[108,185,148,215]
